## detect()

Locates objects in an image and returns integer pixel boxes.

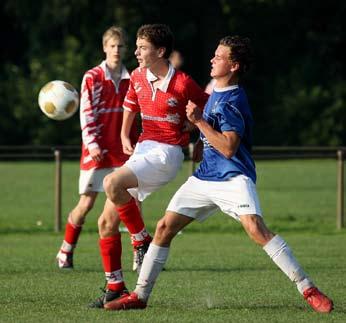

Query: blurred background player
[56,26,139,271]
[104,35,333,314]
[169,50,184,70]
[89,23,208,308]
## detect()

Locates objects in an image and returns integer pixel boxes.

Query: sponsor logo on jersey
[141,113,180,124]
[167,97,178,107]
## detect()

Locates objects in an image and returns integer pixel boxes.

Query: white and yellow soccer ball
[38,80,79,120]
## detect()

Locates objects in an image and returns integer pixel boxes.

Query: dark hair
[219,36,253,75]
[137,24,174,59]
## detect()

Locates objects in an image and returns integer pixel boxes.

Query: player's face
[103,37,125,65]
[135,37,162,68]
[210,45,233,78]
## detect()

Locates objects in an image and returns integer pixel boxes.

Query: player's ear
[230,61,240,73]
[158,47,166,58]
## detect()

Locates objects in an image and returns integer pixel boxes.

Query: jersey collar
[146,63,175,93]
[100,61,130,81]
[213,84,239,92]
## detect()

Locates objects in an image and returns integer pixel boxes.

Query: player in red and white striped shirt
[89,24,208,307]
[56,27,138,295]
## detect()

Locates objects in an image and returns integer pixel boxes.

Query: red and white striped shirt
[79,61,138,170]
[123,65,208,147]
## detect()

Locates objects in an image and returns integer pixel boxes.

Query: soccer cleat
[88,287,129,308]
[104,292,147,310]
[132,250,139,272]
[133,238,152,274]
[303,287,334,313]
[56,249,73,269]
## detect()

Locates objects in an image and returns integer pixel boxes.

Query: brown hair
[137,24,174,59]
[219,36,253,75]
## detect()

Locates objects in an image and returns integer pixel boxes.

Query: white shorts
[79,167,117,194]
[166,175,262,222]
[124,140,184,201]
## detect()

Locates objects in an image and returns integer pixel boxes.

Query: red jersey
[80,61,138,170]
[123,65,208,147]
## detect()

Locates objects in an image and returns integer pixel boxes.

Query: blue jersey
[194,85,257,183]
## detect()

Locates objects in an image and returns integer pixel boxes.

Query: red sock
[99,234,124,291]
[64,220,82,246]
[116,198,145,235]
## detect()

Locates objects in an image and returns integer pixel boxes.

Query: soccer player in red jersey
[88,24,208,307]
[56,26,139,286]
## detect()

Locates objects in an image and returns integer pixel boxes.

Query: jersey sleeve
[216,102,245,137]
[185,76,209,109]
[80,72,100,150]
[123,72,140,113]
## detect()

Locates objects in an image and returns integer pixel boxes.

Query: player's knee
[98,215,118,237]
[103,174,120,202]
[241,215,273,245]
[103,174,113,196]
[155,218,175,243]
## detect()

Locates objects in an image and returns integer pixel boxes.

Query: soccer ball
[38,80,79,120]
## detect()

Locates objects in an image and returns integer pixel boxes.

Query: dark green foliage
[0,0,345,145]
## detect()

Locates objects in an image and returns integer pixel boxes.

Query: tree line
[1,0,345,146]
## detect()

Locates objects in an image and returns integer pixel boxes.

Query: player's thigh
[104,166,138,190]
[77,191,98,210]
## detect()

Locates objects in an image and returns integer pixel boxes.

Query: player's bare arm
[121,109,137,155]
[186,100,240,159]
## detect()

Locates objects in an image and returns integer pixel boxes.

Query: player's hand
[90,147,103,162]
[122,137,134,155]
[186,100,203,125]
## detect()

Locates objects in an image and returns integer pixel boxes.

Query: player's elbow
[222,148,236,159]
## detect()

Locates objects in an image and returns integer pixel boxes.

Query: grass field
[0,159,345,322]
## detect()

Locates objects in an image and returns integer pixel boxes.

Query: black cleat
[133,240,151,274]
[88,287,129,309]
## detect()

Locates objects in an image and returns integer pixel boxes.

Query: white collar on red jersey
[100,61,130,81]
[146,63,175,93]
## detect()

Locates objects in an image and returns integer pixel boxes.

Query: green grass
[0,159,342,233]
[1,232,346,322]
[0,159,345,322]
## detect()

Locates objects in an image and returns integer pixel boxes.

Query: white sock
[134,243,169,301]
[61,240,74,253]
[263,235,314,294]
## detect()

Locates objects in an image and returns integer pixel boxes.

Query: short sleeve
[215,102,245,137]
[123,72,140,113]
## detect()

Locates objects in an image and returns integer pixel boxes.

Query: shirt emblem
[167,97,178,107]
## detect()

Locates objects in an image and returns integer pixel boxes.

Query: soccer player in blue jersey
[104,36,334,313]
